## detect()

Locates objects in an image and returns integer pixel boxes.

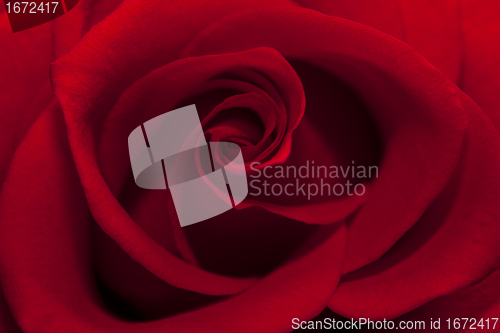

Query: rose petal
[398,269,500,327]
[238,191,367,225]
[93,48,304,196]
[179,7,468,273]
[0,16,54,186]
[81,0,124,34]
[0,287,22,333]
[460,0,500,132]
[329,90,500,319]
[0,0,85,187]
[0,104,346,328]
[53,48,307,294]
[294,0,463,83]
[294,0,405,39]
[1,101,256,300]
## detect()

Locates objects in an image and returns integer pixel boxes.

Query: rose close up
[1,1,500,332]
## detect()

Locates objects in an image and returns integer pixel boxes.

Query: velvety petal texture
[0,103,346,331]
[330,90,500,319]
[179,6,469,273]
[398,269,500,331]
[1,0,499,332]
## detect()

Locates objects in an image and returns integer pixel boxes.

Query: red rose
[1,1,500,332]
